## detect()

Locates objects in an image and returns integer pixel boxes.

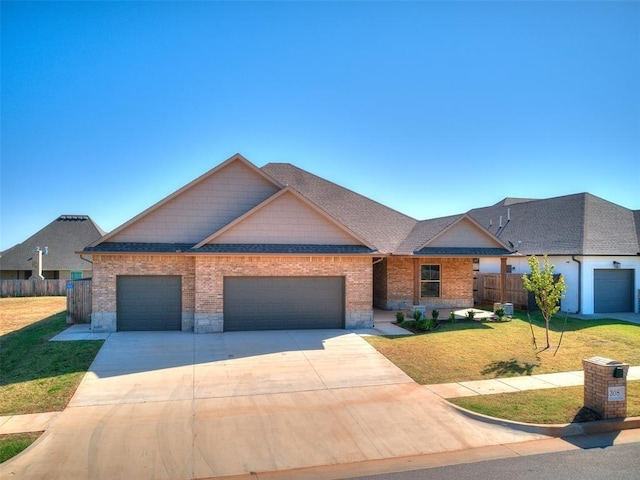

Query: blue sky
[2,1,639,251]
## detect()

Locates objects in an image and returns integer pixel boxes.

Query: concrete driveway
[1,330,548,479]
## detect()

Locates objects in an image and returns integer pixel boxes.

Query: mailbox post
[583,356,628,419]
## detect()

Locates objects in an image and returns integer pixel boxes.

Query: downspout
[80,254,93,265]
[571,255,581,314]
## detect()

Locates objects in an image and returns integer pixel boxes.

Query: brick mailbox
[583,356,629,419]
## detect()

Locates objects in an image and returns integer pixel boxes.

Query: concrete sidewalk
[426,366,640,399]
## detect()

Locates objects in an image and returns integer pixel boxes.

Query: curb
[448,401,640,437]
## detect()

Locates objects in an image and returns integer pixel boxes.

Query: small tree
[522,255,567,349]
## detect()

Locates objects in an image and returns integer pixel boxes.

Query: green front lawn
[0,299,104,415]
[451,380,640,424]
[0,298,104,463]
[366,312,640,385]
[0,432,42,463]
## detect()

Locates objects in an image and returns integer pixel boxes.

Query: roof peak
[57,215,90,221]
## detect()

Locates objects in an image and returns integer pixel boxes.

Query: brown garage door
[116,275,181,331]
[223,276,345,331]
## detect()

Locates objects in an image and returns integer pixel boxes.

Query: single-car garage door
[117,276,182,331]
[224,276,345,331]
[594,269,634,313]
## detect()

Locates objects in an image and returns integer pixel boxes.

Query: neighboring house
[0,215,105,280]
[467,194,640,314]
[83,154,516,333]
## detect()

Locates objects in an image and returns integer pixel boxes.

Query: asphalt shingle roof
[261,163,417,254]
[85,243,373,255]
[413,247,516,256]
[83,243,194,253]
[467,193,639,255]
[195,244,374,254]
[1,215,106,271]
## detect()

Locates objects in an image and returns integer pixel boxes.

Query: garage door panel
[594,269,634,313]
[117,276,182,331]
[224,277,344,331]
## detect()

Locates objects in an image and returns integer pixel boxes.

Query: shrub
[449,310,456,322]
[400,320,416,330]
[431,309,439,321]
[395,311,405,323]
[412,309,423,321]
[466,310,476,321]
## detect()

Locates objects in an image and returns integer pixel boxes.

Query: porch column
[500,257,507,303]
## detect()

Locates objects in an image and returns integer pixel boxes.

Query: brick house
[83,154,515,333]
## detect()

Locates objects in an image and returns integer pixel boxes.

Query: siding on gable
[110,160,280,244]
[210,192,361,245]
[428,219,500,248]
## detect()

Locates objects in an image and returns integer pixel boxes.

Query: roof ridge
[262,162,418,223]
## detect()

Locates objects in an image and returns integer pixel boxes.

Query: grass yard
[368,311,640,424]
[0,296,67,335]
[0,432,42,463]
[0,297,103,463]
[366,312,640,385]
[450,380,640,424]
[0,297,104,415]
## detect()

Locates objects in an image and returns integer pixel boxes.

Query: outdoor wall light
[613,261,621,268]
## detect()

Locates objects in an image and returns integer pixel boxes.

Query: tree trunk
[545,317,551,348]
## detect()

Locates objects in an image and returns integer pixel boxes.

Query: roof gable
[261,163,417,253]
[396,214,512,255]
[195,187,373,248]
[94,154,281,246]
[423,215,509,250]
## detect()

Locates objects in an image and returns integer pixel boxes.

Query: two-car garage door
[224,276,345,331]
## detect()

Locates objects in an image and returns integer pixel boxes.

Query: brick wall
[91,254,195,332]
[583,356,629,419]
[383,257,414,310]
[91,253,372,333]
[194,255,372,332]
[380,256,473,310]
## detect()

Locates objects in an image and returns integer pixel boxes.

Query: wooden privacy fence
[66,278,92,324]
[474,273,528,310]
[0,279,67,297]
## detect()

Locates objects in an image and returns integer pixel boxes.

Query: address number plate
[608,386,626,401]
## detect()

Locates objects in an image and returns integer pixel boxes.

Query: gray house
[0,215,105,280]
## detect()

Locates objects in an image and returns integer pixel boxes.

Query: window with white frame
[420,264,440,297]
